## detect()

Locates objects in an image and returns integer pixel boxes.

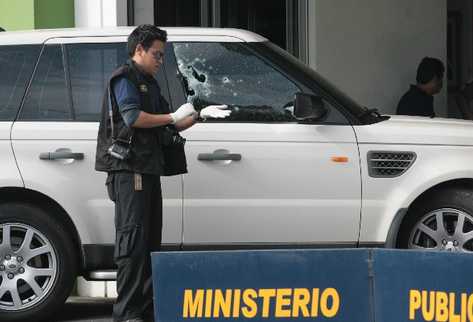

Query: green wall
[35,0,74,29]
[0,0,74,31]
[0,0,35,31]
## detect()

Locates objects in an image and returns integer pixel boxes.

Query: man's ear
[135,43,145,56]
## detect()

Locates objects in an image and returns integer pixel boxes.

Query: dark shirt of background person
[397,57,445,117]
[0,27,5,32]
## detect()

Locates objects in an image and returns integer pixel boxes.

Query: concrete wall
[134,0,154,25]
[309,0,447,116]
[116,0,128,26]
[0,0,35,31]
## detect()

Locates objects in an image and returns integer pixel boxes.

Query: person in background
[397,57,445,117]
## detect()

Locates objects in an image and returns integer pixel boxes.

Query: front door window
[173,42,300,122]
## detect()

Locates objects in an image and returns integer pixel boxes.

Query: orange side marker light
[331,156,349,163]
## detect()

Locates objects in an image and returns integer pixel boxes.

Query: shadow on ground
[53,297,114,322]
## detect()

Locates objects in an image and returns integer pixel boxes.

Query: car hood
[353,115,473,146]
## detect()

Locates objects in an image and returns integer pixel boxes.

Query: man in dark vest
[95,25,231,322]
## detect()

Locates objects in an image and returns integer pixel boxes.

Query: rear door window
[20,45,71,121]
[0,45,41,121]
[66,43,128,121]
[19,41,174,122]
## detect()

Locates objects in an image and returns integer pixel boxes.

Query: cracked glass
[173,42,301,122]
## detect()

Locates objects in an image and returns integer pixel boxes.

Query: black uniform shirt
[396,85,435,117]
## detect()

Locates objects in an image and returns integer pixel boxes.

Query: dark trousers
[106,172,162,322]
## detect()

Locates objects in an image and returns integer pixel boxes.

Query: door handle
[198,152,242,161]
[39,151,84,160]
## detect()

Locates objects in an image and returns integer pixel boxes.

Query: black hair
[127,24,167,57]
[0,27,5,32]
[416,57,445,84]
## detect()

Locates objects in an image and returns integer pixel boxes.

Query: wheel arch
[385,178,473,248]
[0,187,85,272]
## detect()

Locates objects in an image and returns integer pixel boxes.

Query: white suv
[1,27,473,321]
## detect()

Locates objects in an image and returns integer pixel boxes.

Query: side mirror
[293,93,328,121]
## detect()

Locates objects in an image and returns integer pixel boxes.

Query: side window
[173,42,300,122]
[21,45,71,121]
[0,45,41,121]
[66,43,128,121]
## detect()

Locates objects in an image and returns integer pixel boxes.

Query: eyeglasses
[152,51,165,61]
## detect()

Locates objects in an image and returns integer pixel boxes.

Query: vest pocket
[114,224,140,260]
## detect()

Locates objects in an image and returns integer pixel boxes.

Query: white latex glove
[199,105,231,120]
[170,103,196,124]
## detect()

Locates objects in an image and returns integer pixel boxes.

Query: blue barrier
[151,249,473,322]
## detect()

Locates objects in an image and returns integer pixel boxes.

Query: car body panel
[181,122,361,245]
[0,122,23,188]
[355,117,473,243]
[356,115,473,146]
[11,121,182,245]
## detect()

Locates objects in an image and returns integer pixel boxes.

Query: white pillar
[74,0,126,27]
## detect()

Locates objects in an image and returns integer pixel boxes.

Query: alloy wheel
[0,223,57,311]
[409,208,473,253]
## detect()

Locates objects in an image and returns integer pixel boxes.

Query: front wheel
[397,187,473,253]
[0,203,77,322]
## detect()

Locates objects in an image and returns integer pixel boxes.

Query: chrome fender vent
[368,151,416,178]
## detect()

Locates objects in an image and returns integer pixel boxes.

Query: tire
[0,203,78,322]
[397,186,473,253]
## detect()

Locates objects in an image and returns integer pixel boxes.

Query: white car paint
[354,116,473,243]
[0,122,23,188]
[181,122,361,245]
[10,122,183,245]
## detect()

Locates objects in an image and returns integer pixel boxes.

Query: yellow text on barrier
[410,289,473,322]
[183,287,340,319]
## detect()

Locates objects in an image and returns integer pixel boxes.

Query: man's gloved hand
[199,105,231,120]
[170,103,196,124]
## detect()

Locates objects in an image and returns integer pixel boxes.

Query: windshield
[251,42,370,123]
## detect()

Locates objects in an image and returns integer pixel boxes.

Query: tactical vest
[95,60,187,176]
